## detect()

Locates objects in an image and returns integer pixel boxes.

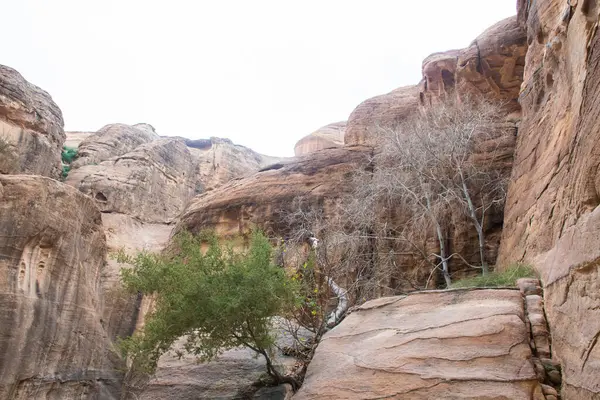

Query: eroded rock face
[344,85,420,146]
[294,122,346,156]
[0,65,65,177]
[187,137,285,192]
[67,138,196,223]
[72,123,159,169]
[420,17,527,112]
[176,146,372,238]
[498,1,600,397]
[294,289,542,400]
[0,175,121,399]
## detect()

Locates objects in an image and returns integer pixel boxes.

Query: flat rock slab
[294,289,542,399]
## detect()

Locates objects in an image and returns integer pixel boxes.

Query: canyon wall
[498,0,600,398]
[0,66,64,178]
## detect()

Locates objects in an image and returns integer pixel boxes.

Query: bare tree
[378,98,509,277]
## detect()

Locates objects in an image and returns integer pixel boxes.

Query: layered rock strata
[294,289,543,399]
[294,122,345,156]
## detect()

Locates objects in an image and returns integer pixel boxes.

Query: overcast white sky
[3,1,516,156]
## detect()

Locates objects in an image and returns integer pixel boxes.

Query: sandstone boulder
[0,175,121,399]
[0,65,65,177]
[72,123,159,169]
[344,85,419,146]
[64,131,94,148]
[498,1,600,397]
[294,122,345,156]
[67,138,196,223]
[294,289,542,399]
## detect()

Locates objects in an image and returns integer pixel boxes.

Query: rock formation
[67,138,196,223]
[72,123,159,169]
[295,289,544,399]
[0,175,121,399]
[0,65,65,177]
[344,85,420,146]
[498,0,600,398]
[294,122,346,156]
[420,17,526,112]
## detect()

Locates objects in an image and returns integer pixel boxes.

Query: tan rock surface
[0,175,121,399]
[294,122,346,156]
[420,17,527,111]
[72,123,159,169]
[65,131,93,148]
[294,289,541,400]
[344,85,420,146]
[185,136,285,192]
[498,0,600,397]
[176,146,372,238]
[0,65,65,177]
[67,138,196,223]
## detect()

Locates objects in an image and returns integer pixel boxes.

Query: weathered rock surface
[0,175,121,399]
[0,65,65,177]
[294,122,345,156]
[67,138,196,223]
[344,85,419,146]
[185,136,285,192]
[176,146,372,238]
[72,123,159,169]
[295,289,542,399]
[498,0,600,397]
[64,131,93,148]
[420,16,527,112]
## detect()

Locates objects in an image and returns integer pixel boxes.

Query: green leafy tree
[117,230,300,387]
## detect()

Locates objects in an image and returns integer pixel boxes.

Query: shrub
[116,230,300,386]
[450,263,536,288]
[61,146,78,164]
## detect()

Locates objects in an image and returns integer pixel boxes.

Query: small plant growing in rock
[60,146,77,180]
[116,229,301,388]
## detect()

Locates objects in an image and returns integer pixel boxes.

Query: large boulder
[295,289,543,399]
[67,138,196,223]
[0,175,121,399]
[0,65,65,177]
[294,122,346,156]
[498,1,600,398]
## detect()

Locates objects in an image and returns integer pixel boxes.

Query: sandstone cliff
[498,0,600,398]
[0,176,121,399]
[294,122,345,156]
[0,65,65,177]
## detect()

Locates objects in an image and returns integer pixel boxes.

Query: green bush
[450,263,536,289]
[61,146,78,164]
[116,230,300,384]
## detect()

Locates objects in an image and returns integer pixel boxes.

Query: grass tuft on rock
[450,263,536,289]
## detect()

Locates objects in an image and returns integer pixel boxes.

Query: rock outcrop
[420,17,527,112]
[294,122,346,156]
[295,289,543,399]
[67,138,196,223]
[0,65,65,177]
[72,123,159,169]
[498,0,600,397]
[344,85,420,146]
[176,146,372,238]
[0,175,121,399]
[64,131,93,148]
[185,136,284,192]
